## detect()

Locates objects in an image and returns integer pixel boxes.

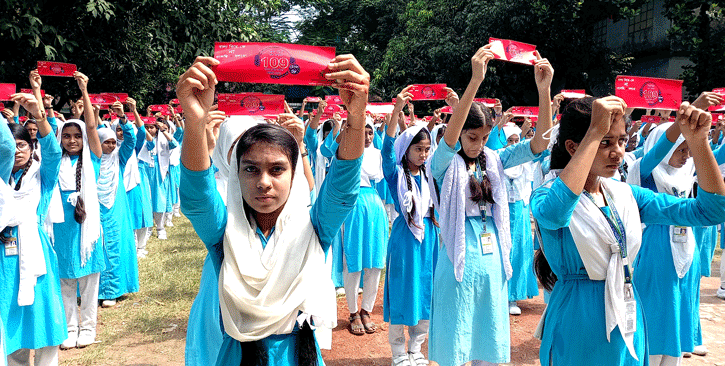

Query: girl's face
[147,124,158,137]
[364,126,374,148]
[14,139,31,171]
[460,126,491,159]
[506,134,520,146]
[525,129,534,139]
[406,138,431,168]
[238,142,293,215]
[158,122,168,133]
[102,139,117,155]
[588,118,627,178]
[25,123,38,139]
[61,125,83,155]
[116,127,124,141]
[668,141,690,168]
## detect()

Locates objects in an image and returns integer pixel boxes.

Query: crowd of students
[3,43,725,366]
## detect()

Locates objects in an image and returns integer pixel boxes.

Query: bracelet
[301,151,308,158]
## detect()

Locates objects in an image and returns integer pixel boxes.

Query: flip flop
[359,311,377,333]
[348,313,365,336]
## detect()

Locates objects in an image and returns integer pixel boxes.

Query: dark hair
[402,129,439,228]
[23,119,37,126]
[321,119,333,138]
[458,102,495,204]
[550,97,596,170]
[235,124,299,175]
[61,122,87,223]
[436,125,446,144]
[8,123,34,190]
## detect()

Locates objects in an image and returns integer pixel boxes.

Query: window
[629,1,655,44]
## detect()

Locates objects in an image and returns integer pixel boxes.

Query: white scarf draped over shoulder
[394,125,432,242]
[112,122,141,192]
[626,123,695,278]
[219,128,336,342]
[97,128,120,209]
[211,116,260,205]
[56,120,101,267]
[568,178,642,360]
[434,147,512,282]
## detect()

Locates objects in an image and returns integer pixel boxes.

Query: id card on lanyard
[479,203,494,255]
[2,228,18,256]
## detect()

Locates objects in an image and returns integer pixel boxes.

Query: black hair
[8,123,34,190]
[457,102,495,204]
[321,120,333,139]
[435,125,446,144]
[401,128,439,228]
[61,122,87,223]
[235,124,299,175]
[550,97,596,170]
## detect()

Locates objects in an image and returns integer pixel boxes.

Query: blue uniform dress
[168,127,183,210]
[428,140,539,366]
[374,129,395,205]
[0,130,67,355]
[504,164,539,302]
[694,225,717,276]
[532,176,725,366]
[54,154,104,279]
[143,137,178,213]
[180,156,361,366]
[98,123,140,300]
[185,253,223,366]
[381,135,439,326]
[127,126,153,230]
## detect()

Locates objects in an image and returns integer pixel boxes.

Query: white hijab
[394,125,432,242]
[361,120,383,187]
[626,123,696,278]
[313,120,334,199]
[219,125,336,341]
[211,116,261,205]
[113,122,141,192]
[56,120,101,267]
[137,123,172,179]
[97,128,120,209]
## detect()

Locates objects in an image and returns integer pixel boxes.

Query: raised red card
[141,116,157,124]
[37,61,77,77]
[320,104,343,119]
[325,95,343,105]
[707,88,725,111]
[441,106,453,114]
[20,88,45,97]
[170,98,180,105]
[214,42,336,86]
[510,106,539,117]
[148,104,171,115]
[615,75,682,110]
[409,84,448,101]
[100,93,128,104]
[474,98,497,108]
[489,38,537,65]
[366,103,394,114]
[174,106,183,114]
[217,93,285,116]
[640,115,661,124]
[305,96,321,103]
[0,84,15,101]
[125,112,135,120]
[88,94,119,106]
[560,89,586,99]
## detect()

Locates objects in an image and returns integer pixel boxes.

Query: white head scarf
[361,119,383,187]
[113,122,141,192]
[394,125,432,242]
[211,116,260,205]
[97,127,120,209]
[56,119,101,267]
[430,124,444,153]
[137,122,172,179]
[219,124,336,341]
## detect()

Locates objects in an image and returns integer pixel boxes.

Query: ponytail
[459,150,494,205]
[402,160,422,230]
[419,164,439,228]
[13,158,32,191]
[73,154,87,224]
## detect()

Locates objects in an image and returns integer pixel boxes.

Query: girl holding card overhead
[427,45,553,366]
[532,97,725,366]
[177,54,369,366]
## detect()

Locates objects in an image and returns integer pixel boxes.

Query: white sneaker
[716,287,725,300]
[166,220,174,228]
[335,288,345,296]
[76,329,96,348]
[101,299,117,308]
[157,230,167,240]
[391,354,413,366]
[693,345,708,356]
[509,301,522,315]
[408,352,429,366]
[137,250,147,259]
[60,330,77,350]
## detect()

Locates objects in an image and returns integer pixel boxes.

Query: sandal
[391,354,413,366]
[348,313,365,336]
[359,310,377,333]
[408,352,429,366]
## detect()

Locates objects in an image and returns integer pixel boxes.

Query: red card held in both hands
[640,115,661,124]
[488,38,537,65]
[510,106,539,117]
[304,96,321,103]
[88,94,119,106]
[615,76,683,110]
[217,93,285,116]
[321,104,343,119]
[20,88,45,98]
[148,104,171,115]
[474,98,497,108]
[707,88,725,112]
[100,93,128,104]
[366,103,394,115]
[325,95,343,105]
[37,61,77,77]
[0,84,15,101]
[560,89,586,99]
[409,84,448,101]
[441,106,453,114]
[213,42,336,86]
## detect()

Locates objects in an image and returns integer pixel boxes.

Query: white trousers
[720,249,725,288]
[469,361,497,366]
[649,355,682,366]
[134,227,150,251]
[388,320,429,357]
[7,347,58,366]
[153,212,166,234]
[60,273,100,335]
[343,268,381,314]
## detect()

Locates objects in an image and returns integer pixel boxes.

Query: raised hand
[472,45,495,82]
[11,93,43,119]
[590,96,627,138]
[533,51,554,92]
[692,91,724,110]
[176,56,219,125]
[445,88,460,109]
[325,54,370,118]
[29,69,42,90]
[677,102,712,142]
[110,101,124,117]
[74,71,89,92]
[395,86,413,109]
[126,97,137,112]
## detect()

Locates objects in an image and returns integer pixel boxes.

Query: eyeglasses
[15,142,31,151]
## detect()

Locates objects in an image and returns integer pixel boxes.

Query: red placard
[125,112,135,120]
[100,93,128,104]
[441,106,453,114]
[88,94,119,106]
[18,116,28,123]
[148,104,171,115]
[217,93,285,116]
[20,88,45,98]
[489,38,537,65]
[174,106,183,114]
[320,104,343,119]
[707,88,725,111]
[37,61,77,77]
[366,103,394,114]
[560,89,586,99]
[304,96,321,103]
[510,106,539,117]
[213,42,336,86]
[170,98,180,105]
[0,84,15,101]
[615,75,682,110]
[409,84,448,101]
[640,115,661,124]
[325,95,343,105]
[474,98,497,108]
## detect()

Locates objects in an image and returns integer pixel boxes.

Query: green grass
[60,215,206,365]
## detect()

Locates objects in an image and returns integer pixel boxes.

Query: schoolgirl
[532,97,725,366]
[165,114,184,226]
[1,95,66,366]
[177,55,369,365]
[428,45,553,366]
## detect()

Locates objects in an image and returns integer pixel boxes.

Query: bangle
[301,151,308,158]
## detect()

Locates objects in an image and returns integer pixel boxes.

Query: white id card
[4,238,18,256]
[623,283,637,334]
[672,226,688,243]
[480,232,494,255]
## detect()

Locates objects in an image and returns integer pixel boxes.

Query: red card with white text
[488,38,537,65]
[640,115,661,124]
[474,98,497,108]
[88,94,119,106]
[37,61,77,77]
[441,106,453,114]
[409,84,447,101]
[321,104,343,119]
[707,88,725,111]
[20,88,45,97]
[100,93,128,104]
[561,89,586,99]
[615,76,682,110]
[213,42,336,86]
[170,98,180,105]
[510,106,539,117]
[174,106,183,114]
[148,104,171,115]
[125,112,135,120]
[305,96,321,103]
[325,95,343,105]
[141,117,157,124]
[0,84,15,101]
[366,103,394,114]
[217,93,285,116]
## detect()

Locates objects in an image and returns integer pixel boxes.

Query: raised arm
[529,52,553,154]
[325,54,370,161]
[677,102,725,195]
[389,86,413,138]
[75,71,102,158]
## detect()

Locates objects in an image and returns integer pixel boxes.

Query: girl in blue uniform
[532,96,725,366]
[177,55,369,366]
[428,46,553,366]
[1,94,66,366]
[382,87,440,366]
